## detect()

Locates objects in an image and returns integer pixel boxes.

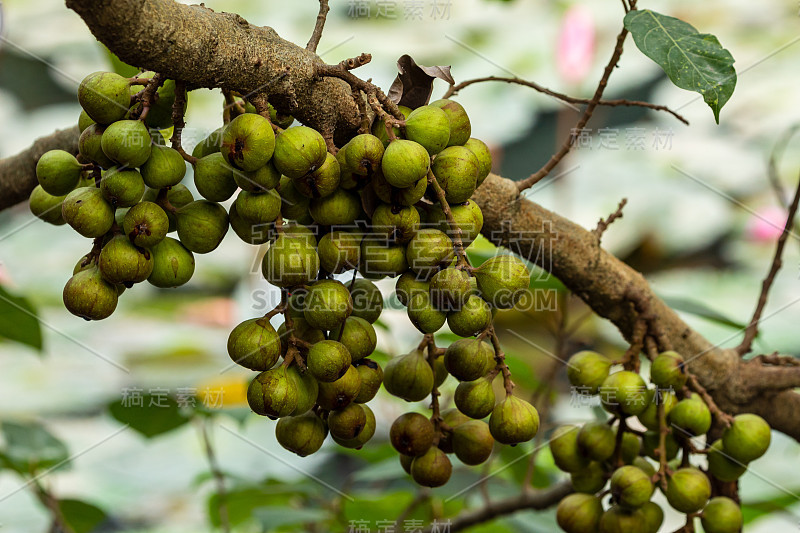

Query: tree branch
[306,0,330,53]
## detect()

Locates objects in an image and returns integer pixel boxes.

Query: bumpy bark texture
[0,0,797,441]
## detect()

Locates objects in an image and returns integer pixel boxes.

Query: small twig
[352,88,371,134]
[316,62,403,119]
[426,338,443,443]
[592,198,628,240]
[134,73,165,121]
[33,480,73,533]
[737,171,800,356]
[427,170,469,269]
[489,326,514,396]
[171,80,198,165]
[656,394,670,490]
[686,374,733,426]
[306,0,330,53]
[338,53,372,71]
[195,417,231,533]
[612,418,628,468]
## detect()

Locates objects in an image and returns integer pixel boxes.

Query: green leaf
[0,421,69,474]
[660,295,747,330]
[102,46,139,78]
[623,9,736,123]
[0,285,43,352]
[252,506,330,529]
[207,482,312,528]
[108,394,191,438]
[57,499,107,533]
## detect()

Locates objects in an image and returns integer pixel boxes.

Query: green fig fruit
[633,457,657,478]
[316,364,361,410]
[637,389,677,431]
[641,430,679,461]
[100,167,145,207]
[176,200,229,254]
[701,497,742,533]
[29,185,67,225]
[549,425,589,472]
[353,359,383,403]
[438,408,470,453]
[139,144,186,189]
[650,351,687,391]
[247,366,298,418]
[78,109,95,132]
[273,126,327,179]
[328,403,367,440]
[192,128,224,160]
[473,254,530,309]
[464,138,492,186]
[395,272,430,307]
[407,291,448,334]
[707,439,747,482]
[234,160,281,192]
[123,201,169,247]
[318,231,361,274]
[430,99,471,147]
[406,229,454,278]
[429,267,471,311]
[267,102,294,129]
[372,105,411,147]
[344,133,385,176]
[330,317,376,361]
[277,318,325,355]
[383,349,434,402]
[489,395,539,445]
[598,506,647,533]
[98,234,154,284]
[390,412,434,456]
[556,493,603,533]
[304,279,353,330]
[610,465,654,509]
[371,169,427,206]
[577,421,616,462]
[427,200,484,247]
[359,235,408,278]
[78,71,132,124]
[566,351,612,394]
[666,467,711,513]
[36,150,83,196]
[443,338,494,382]
[233,189,281,226]
[261,232,319,288]
[620,432,641,464]
[62,187,115,238]
[600,371,649,417]
[571,461,607,494]
[381,139,430,188]
[722,413,771,463]
[309,188,361,226]
[221,113,275,171]
[79,125,116,168]
[101,119,152,167]
[143,184,193,233]
[371,203,420,244]
[668,394,711,436]
[193,152,237,202]
[447,295,492,337]
[349,278,383,323]
[146,237,195,288]
[431,146,479,204]
[63,266,119,320]
[306,340,352,382]
[293,152,340,198]
[411,446,452,487]
[227,203,270,245]
[452,419,493,465]
[332,404,376,449]
[133,74,176,129]
[404,105,450,155]
[640,502,663,533]
[227,317,281,371]
[278,175,312,222]
[455,376,496,419]
[288,365,319,416]
[275,412,327,456]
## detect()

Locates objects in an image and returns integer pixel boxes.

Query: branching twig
[196,417,231,533]
[593,198,628,241]
[427,170,469,269]
[489,326,515,396]
[306,0,330,53]
[316,61,403,119]
[170,80,198,165]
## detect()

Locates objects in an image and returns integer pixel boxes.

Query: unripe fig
[192,128,224,160]
[227,317,281,371]
[637,389,677,431]
[176,200,229,254]
[566,350,612,394]
[143,184,193,233]
[277,318,325,355]
[407,291,447,334]
[309,188,361,226]
[642,430,679,461]
[247,366,298,418]
[359,235,408,278]
[452,420,493,465]
[273,126,327,179]
[633,457,657,479]
[489,395,539,445]
[100,167,145,207]
[668,394,711,436]
[598,506,647,533]
[430,99,471,147]
[278,176,312,221]
[193,153,237,202]
[62,187,115,238]
[443,338,494,382]
[275,412,326,456]
[620,432,641,464]
[667,467,712,513]
[577,421,616,462]
[707,439,747,482]
[234,160,281,192]
[344,133,385,175]
[349,279,383,323]
[330,317,376,361]
[328,403,367,440]
[262,233,319,287]
[556,493,603,533]
[447,295,492,337]
[98,234,154,284]
[307,340,352,382]
[429,267,471,311]
[266,102,294,129]
[353,359,383,403]
[78,109,95,132]
[383,349,434,402]
[336,145,363,190]
[454,376,495,419]
[427,200,484,247]
[404,105,450,155]
[390,412,435,456]
[610,465,654,509]
[123,201,169,247]
[63,266,118,320]
[406,229,454,278]
[304,280,353,330]
[411,447,452,487]
[371,203,420,244]
[332,404,376,449]
[438,408,470,453]
[79,125,115,168]
[571,461,607,494]
[232,189,281,227]
[147,239,193,286]
[600,371,649,417]
[292,152,339,199]
[464,138,492,186]
[640,502,664,533]
[29,186,66,225]
[372,105,411,147]
[722,413,771,463]
[549,425,589,472]
[316,365,361,410]
[371,170,428,206]
[228,203,270,245]
[396,272,430,307]
[131,74,176,129]
[101,119,151,167]
[140,144,186,188]
[473,254,530,309]
[78,71,131,124]
[701,497,742,533]
[318,231,361,274]
[221,113,275,171]
[288,365,319,416]
[650,350,687,390]
[431,146,479,204]
[381,139,430,188]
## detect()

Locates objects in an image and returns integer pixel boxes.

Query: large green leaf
[623,9,736,123]
[660,295,747,330]
[0,421,69,474]
[107,394,191,438]
[252,506,330,530]
[0,285,43,352]
[58,499,107,533]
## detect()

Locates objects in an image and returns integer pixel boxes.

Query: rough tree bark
[3,0,799,440]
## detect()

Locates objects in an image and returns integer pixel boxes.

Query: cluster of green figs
[554,349,771,533]
[31,69,541,488]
